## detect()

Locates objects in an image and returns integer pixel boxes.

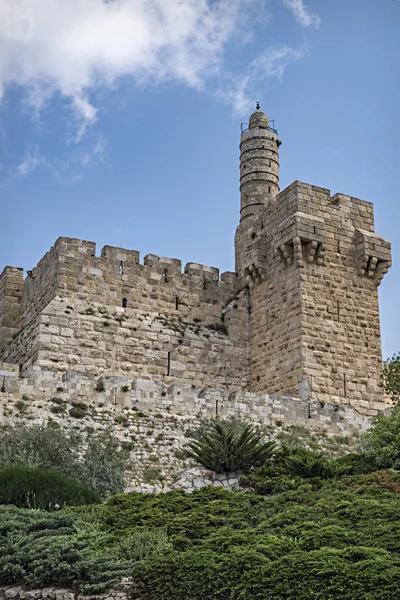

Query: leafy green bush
[281,449,343,479]
[2,471,400,596]
[0,464,100,509]
[69,401,88,419]
[0,505,131,592]
[82,481,400,599]
[0,423,129,499]
[186,417,276,473]
[364,404,400,469]
[113,529,172,561]
[381,352,400,402]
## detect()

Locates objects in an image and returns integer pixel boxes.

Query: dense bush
[0,464,100,509]
[0,423,130,499]
[0,505,131,592]
[186,417,276,473]
[364,404,400,469]
[2,470,400,596]
[381,352,400,402]
[86,480,400,599]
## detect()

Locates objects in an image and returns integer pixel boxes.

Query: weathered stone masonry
[0,106,392,417]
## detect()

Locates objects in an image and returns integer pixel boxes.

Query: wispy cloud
[15,135,105,181]
[283,0,321,29]
[0,0,253,133]
[16,148,45,177]
[0,0,319,182]
[221,45,307,114]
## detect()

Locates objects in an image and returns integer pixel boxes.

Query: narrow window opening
[167,351,171,376]
[337,240,341,254]
[163,269,168,283]
[203,279,207,290]
[122,297,127,308]
[175,296,179,310]
[119,261,124,276]
[313,226,316,234]
[343,373,347,397]
[269,161,271,167]
[268,186,271,193]
[336,301,340,322]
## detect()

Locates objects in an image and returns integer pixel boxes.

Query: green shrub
[142,467,164,483]
[0,505,131,592]
[364,404,400,469]
[2,472,400,596]
[0,464,100,509]
[113,529,172,561]
[281,449,343,479]
[0,423,129,499]
[186,417,275,473]
[69,401,88,419]
[381,352,400,402]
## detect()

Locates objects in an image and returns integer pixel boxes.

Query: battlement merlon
[0,267,24,354]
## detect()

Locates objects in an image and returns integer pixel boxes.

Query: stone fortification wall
[0,361,377,492]
[235,180,392,415]
[2,293,249,389]
[1,238,250,390]
[20,237,240,326]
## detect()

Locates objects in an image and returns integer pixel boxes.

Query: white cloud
[16,148,45,176]
[15,135,105,181]
[283,0,321,29]
[78,135,106,166]
[221,45,307,114]
[0,0,253,130]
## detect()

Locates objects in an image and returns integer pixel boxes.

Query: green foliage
[2,469,400,596]
[364,404,400,469]
[0,505,130,592]
[334,452,376,475]
[0,423,129,499]
[381,352,400,401]
[0,464,100,509]
[0,421,81,473]
[113,529,172,561]
[83,480,400,599]
[186,417,276,473]
[69,401,88,419]
[142,466,164,483]
[281,449,344,479]
[82,430,129,498]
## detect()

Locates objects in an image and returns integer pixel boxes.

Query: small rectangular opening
[175,296,179,310]
[167,351,171,376]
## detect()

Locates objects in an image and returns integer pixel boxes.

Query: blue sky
[0,0,398,358]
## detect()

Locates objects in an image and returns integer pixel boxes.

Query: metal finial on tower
[256,101,260,110]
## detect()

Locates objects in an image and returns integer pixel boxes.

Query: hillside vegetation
[1,404,400,599]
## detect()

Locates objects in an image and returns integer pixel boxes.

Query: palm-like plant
[186,418,276,474]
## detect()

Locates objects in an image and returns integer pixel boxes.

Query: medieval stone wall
[1,238,251,389]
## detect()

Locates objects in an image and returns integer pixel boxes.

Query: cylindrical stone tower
[239,104,280,221]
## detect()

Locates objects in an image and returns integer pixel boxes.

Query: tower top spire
[248,105,269,130]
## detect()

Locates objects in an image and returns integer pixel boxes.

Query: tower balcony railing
[241,120,278,134]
